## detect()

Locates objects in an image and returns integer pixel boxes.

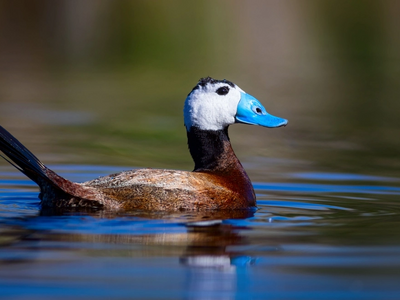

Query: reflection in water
[183,266,237,300]
[39,207,256,223]
[1,205,256,260]
[0,209,257,300]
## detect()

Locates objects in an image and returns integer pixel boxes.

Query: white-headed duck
[0,77,287,211]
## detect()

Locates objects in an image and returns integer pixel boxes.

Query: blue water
[1,164,400,300]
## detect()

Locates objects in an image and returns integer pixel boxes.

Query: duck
[0,77,287,211]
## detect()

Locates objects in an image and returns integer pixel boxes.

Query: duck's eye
[216,86,229,96]
[255,107,262,114]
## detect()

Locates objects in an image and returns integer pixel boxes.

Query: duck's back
[83,168,253,211]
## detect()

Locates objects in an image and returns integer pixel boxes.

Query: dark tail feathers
[0,126,52,185]
[0,126,104,209]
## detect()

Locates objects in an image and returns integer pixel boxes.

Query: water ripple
[255,182,400,195]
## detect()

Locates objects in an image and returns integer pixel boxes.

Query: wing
[82,168,251,211]
[82,168,222,210]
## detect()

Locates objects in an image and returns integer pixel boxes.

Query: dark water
[1,162,400,300]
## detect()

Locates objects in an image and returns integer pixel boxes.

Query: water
[1,1,400,299]
[1,162,400,300]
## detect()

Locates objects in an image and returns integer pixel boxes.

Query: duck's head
[184,77,288,131]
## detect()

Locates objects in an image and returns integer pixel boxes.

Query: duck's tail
[0,126,102,208]
[0,126,51,185]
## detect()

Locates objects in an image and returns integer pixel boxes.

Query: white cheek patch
[184,83,242,131]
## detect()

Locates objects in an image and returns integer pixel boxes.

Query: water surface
[1,162,400,300]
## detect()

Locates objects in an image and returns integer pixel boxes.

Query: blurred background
[0,0,400,178]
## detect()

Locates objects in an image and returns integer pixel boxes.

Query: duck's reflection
[37,208,255,253]
[180,223,256,300]
[1,208,260,300]
[40,206,256,222]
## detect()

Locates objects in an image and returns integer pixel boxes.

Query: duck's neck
[187,126,256,206]
[187,126,242,173]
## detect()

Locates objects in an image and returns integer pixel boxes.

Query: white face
[184,81,245,131]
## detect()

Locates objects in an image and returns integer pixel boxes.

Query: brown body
[44,167,255,211]
[0,125,256,211]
